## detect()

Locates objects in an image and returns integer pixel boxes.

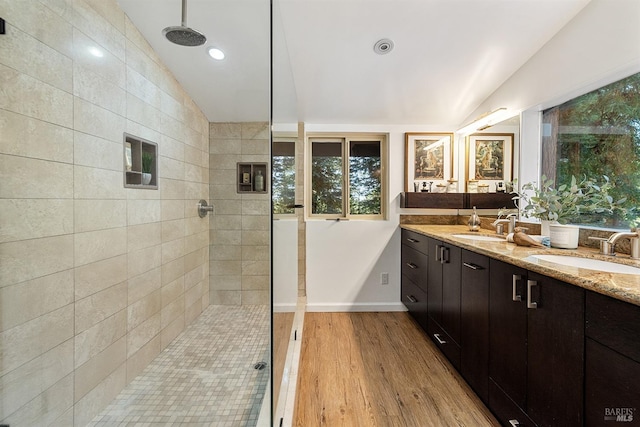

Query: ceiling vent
[373,38,394,55]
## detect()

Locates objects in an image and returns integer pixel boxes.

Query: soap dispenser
[468,206,481,231]
[254,169,264,192]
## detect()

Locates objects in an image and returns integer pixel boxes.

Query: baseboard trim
[273,303,297,313]
[305,302,408,312]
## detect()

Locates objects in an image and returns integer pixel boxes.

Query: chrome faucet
[609,229,640,259]
[591,229,640,259]
[492,214,517,235]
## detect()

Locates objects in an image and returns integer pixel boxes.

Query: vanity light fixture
[208,47,225,60]
[456,107,509,136]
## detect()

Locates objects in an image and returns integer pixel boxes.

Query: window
[309,134,386,219]
[541,71,640,229]
[272,140,296,215]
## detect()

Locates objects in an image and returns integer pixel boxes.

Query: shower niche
[124,133,158,189]
[237,162,268,193]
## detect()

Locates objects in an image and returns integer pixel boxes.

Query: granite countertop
[401,224,640,307]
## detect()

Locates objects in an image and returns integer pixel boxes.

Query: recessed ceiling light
[373,39,394,55]
[208,47,225,60]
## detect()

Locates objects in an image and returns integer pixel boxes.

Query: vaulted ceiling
[117,0,591,126]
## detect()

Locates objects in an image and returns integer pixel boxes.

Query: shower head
[162,0,206,47]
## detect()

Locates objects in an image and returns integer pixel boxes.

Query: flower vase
[540,220,557,236]
[142,173,152,185]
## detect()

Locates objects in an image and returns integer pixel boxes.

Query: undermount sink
[530,254,640,275]
[452,234,505,242]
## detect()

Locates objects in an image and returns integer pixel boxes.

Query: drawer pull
[433,333,447,345]
[463,262,483,270]
[512,274,522,302]
[406,295,418,303]
[406,238,419,243]
[440,246,448,264]
[527,279,538,309]
[406,262,418,270]
[508,420,520,427]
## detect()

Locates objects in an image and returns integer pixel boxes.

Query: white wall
[273,219,298,311]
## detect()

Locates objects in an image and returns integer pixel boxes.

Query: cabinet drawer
[427,317,460,370]
[489,379,535,427]
[401,229,429,255]
[586,291,640,362]
[401,245,428,290]
[402,275,428,331]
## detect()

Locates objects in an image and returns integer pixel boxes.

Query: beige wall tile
[241,200,271,216]
[128,245,162,278]
[209,138,242,155]
[74,199,126,233]
[159,135,185,163]
[126,312,160,357]
[83,0,126,34]
[0,270,74,332]
[0,199,73,243]
[209,245,241,261]
[210,230,241,246]
[75,254,127,300]
[74,165,127,199]
[74,310,126,368]
[73,364,126,427]
[209,290,241,305]
[241,139,270,155]
[242,275,270,291]
[0,305,74,377]
[209,260,241,277]
[73,63,126,115]
[0,154,73,199]
[184,264,206,290]
[126,335,160,384]
[74,131,123,172]
[72,28,125,86]
[161,218,185,242]
[241,122,269,140]
[209,275,242,292]
[128,266,161,305]
[126,66,161,107]
[159,155,185,180]
[2,373,73,427]
[241,230,269,246]
[0,340,74,421]
[127,199,161,226]
[161,238,184,264]
[127,222,162,252]
[184,247,207,272]
[74,337,126,401]
[212,200,242,215]
[160,178,186,200]
[241,261,270,276]
[0,235,74,288]
[160,315,184,350]
[0,109,73,162]
[127,289,161,331]
[210,122,241,139]
[161,277,184,307]
[75,282,127,334]
[242,290,269,305]
[242,215,270,231]
[161,294,184,329]
[0,64,73,127]
[242,245,270,262]
[161,256,184,286]
[161,200,185,221]
[0,24,73,92]
[74,227,127,267]
[184,230,208,252]
[74,97,125,144]
[185,298,202,325]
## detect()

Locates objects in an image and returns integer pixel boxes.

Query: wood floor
[293,312,499,427]
[273,312,295,410]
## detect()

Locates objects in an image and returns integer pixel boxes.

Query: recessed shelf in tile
[124,133,158,189]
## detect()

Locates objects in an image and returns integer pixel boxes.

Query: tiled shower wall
[209,123,270,305]
[0,0,210,425]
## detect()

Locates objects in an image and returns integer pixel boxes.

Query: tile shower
[0,0,270,425]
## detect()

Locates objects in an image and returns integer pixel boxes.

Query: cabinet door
[427,237,443,324]
[526,272,584,427]
[441,244,461,344]
[585,338,640,426]
[489,259,527,410]
[460,250,490,403]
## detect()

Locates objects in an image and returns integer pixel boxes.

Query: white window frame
[305,133,388,221]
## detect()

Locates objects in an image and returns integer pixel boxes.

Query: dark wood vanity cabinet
[401,230,429,330]
[585,291,640,427]
[526,272,584,427]
[488,259,531,425]
[460,249,490,402]
[488,262,584,427]
[426,237,462,369]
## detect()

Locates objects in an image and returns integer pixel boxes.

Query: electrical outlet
[381,272,389,285]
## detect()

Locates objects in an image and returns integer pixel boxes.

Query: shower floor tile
[89,305,270,427]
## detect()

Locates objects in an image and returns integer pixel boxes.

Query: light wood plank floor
[273,312,295,410]
[294,312,499,427]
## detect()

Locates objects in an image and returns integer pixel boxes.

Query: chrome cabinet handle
[440,246,448,264]
[406,262,418,269]
[527,279,538,309]
[435,244,441,262]
[508,420,520,427]
[406,295,418,303]
[406,238,419,243]
[512,274,522,302]
[463,262,483,270]
[433,333,447,345]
